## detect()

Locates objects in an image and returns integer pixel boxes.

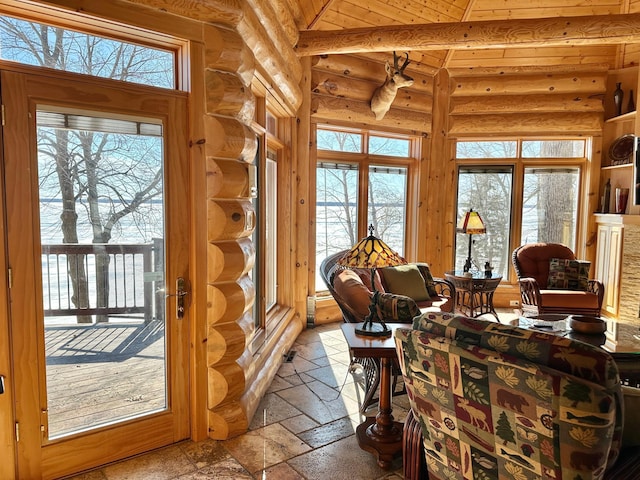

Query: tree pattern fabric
[395,312,623,480]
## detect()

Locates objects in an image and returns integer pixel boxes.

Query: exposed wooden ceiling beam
[295,13,640,56]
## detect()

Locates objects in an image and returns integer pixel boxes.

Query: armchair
[512,242,604,317]
[396,312,628,480]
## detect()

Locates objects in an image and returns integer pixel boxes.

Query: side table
[445,271,502,321]
[341,323,403,469]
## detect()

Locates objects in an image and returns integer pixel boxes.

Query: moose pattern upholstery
[395,312,623,480]
[512,243,604,317]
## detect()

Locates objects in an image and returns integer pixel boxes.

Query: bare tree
[1,17,170,322]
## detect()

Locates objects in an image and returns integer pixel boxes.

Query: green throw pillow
[622,385,640,447]
[381,264,431,302]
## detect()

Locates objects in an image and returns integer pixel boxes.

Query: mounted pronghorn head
[370,51,414,120]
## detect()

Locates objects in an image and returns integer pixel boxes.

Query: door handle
[176,277,187,319]
[0,375,5,394]
[166,277,189,319]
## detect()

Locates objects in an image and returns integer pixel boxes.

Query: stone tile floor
[65,321,410,480]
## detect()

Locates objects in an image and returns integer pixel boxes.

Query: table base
[355,417,403,469]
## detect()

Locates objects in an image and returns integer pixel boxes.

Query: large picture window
[455,138,586,280]
[315,127,415,292]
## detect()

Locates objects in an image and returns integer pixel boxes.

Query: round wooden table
[445,271,502,321]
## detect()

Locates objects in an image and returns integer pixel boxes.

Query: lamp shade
[457,209,486,235]
[338,225,406,269]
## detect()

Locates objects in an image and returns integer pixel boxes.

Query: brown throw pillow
[380,264,431,302]
[333,269,372,318]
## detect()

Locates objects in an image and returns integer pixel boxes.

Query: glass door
[2,68,190,479]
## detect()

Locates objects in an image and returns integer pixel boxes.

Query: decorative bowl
[568,315,606,334]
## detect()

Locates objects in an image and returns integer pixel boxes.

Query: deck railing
[41,241,163,323]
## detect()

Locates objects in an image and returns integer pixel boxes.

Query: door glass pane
[265,152,277,310]
[367,165,407,255]
[315,162,358,291]
[456,167,513,278]
[521,168,580,249]
[37,108,166,439]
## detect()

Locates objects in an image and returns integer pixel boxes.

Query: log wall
[111,0,305,441]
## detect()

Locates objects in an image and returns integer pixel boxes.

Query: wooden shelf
[605,111,636,123]
[602,163,633,170]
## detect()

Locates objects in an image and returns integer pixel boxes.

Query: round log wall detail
[204,23,258,439]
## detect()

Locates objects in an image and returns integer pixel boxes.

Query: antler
[393,51,411,72]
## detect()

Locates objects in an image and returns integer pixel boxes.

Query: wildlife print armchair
[395,312,624,480]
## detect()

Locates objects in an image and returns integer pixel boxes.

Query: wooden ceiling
[268,0,640,133]
[291,0,640,76]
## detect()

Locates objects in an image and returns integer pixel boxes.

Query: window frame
[454,137,589,283]
[0,2,187,90]
[249,90,294,353]
[314,125,420,294]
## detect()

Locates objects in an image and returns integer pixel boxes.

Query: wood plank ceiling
[286,0,640,133]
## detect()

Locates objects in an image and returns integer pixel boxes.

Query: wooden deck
[45,320,166,438]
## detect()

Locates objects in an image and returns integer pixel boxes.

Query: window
[456,167,513,277]
[264,149,278,310]
[252,143,282,331]
[0,14,176,88]
[521,168,579,246]
[455,139,586,279]
[250,98,292,345]
[315,127,416,292]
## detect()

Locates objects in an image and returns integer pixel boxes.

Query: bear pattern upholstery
[395,312,623,480]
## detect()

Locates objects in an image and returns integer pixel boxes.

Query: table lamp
[457,209,486,273]
[338,224,407,337]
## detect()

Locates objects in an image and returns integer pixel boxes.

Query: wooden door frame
[1,64,191,479]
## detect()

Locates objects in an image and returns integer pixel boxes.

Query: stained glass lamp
[338,224,407,337]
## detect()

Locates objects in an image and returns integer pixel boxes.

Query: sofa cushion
[380,264,430,302]
[333,269,372,318]
[538,289,600,310]
[547,258,590,290]
[417,295,453,313]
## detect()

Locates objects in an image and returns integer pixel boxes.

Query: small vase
[628,89,635,113]
[603,179,611,213]
[616,187,629,214]
[614,82,624,116]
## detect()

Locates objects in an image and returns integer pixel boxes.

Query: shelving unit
[600,67,638,216]
[594,67,640,326]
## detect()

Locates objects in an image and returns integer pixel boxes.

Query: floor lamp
[457,209,486,273]
[338,225,406,337]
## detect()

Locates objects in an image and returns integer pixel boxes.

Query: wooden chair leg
[403,409,428,480]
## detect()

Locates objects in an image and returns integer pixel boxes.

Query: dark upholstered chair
[512,242,604,317]
[397,312,640,480]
